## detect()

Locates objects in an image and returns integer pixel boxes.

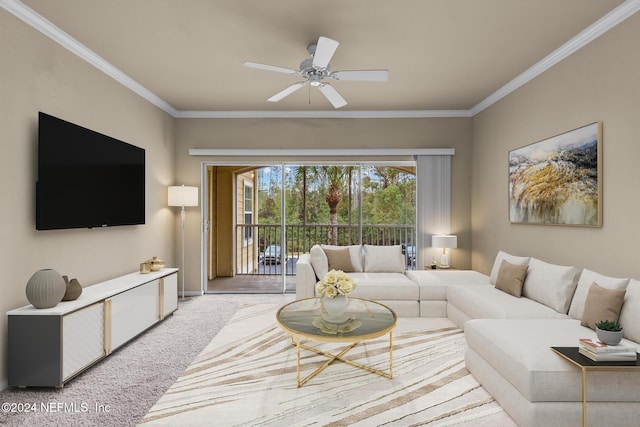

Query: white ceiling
[4,0,639,117]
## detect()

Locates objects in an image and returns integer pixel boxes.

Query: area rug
[140,304,517,426]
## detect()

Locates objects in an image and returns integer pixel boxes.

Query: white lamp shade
[431,234,457,249]
[168,186,199,207]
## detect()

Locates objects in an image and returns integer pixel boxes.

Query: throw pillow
[522,258,580,314]
[581,282,626,330]
[489,251,530,285]
[568,269,629,320]
[323,246,354,272]
[619,279,640,343]
[321,245,363,272]
[309,245,328,279]
[364,245,405,273]
[495,260,528,297]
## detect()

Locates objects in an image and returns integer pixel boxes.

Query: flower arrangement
[315,269,357,298]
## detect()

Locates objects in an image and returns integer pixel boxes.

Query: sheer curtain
[415,155,452,269]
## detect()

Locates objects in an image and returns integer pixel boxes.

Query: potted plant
[595,319,623,345]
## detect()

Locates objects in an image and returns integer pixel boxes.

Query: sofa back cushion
[363,245,405,273]
[568,269,630,320]
[489,251,530,285]
[323,246,355,272]
[618,279,640,342]
[522,258,580,314]
[310,245,329,279]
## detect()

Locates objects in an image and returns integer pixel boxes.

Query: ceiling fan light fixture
[308,75,322,87]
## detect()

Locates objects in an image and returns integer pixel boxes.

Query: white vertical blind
[416,155,452,269]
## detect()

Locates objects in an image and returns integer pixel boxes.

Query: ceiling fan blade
[318,83,347,109]
[331,69,389,81]
[267,82,306,102]
[312,36,339,70]
[243,61,298,75]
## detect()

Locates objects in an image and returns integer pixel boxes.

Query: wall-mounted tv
[36,112,145,230]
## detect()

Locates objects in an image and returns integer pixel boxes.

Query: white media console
[7,268,179,388]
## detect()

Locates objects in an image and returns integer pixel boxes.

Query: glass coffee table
[276,297,397,387]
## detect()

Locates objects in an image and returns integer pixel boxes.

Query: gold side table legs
[292,331,393,387]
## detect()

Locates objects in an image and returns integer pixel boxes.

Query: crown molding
[2,0,638,119]
[470,0,640,115]
[0,0,179,117]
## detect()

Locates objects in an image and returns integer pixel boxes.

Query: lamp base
[179,296,193,303]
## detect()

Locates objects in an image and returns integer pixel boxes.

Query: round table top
[276,297,397,343]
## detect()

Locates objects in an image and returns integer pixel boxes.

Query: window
[244,182,253,242]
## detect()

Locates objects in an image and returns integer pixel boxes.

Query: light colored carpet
[140,304,517,426]
[0,294,294,427]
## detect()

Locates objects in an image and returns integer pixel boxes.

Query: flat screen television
[36,112,145,230]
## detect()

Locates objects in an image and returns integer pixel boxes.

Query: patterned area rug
[140,304,516,426]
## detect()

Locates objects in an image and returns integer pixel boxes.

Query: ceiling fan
[243,36,388,109]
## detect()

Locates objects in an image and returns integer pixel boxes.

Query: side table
[551,346,640,427]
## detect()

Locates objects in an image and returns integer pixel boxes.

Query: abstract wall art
[509,122,602,227]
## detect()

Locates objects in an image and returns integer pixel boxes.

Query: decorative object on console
[595,319,624,345]
[508,121,602,227]
[140,262,151,274]
[316,269,356,321]
[25,268,66,308]
[168,185,199,301]
[61,276,82,301]
[431,234,457,268]
[145,256,166,272]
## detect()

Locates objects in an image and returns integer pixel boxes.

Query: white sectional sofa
[296,246,640,427]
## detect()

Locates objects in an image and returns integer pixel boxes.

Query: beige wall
[175,117,474,290]
[471,13,640,278]
[0,11,176,386]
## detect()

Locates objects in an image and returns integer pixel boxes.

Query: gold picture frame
[509,122,602,227]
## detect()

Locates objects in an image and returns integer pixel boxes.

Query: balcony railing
[236,223,416,276]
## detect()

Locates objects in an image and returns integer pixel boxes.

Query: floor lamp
[168,185,199,301]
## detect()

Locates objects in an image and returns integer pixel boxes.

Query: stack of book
[578,338,638,362]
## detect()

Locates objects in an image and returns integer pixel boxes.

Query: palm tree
[306,166,350,245]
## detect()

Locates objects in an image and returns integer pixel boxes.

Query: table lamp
[431,234,457,269]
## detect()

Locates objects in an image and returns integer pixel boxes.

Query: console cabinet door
[162,273,178,317]
[109,280,160,350]
[63,302,105,381]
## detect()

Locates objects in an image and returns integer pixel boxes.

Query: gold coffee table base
[293,332,393,387]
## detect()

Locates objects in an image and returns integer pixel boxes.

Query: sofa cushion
[321,245,364,272]
[447,285,570,321]
[347,272,418,300]
[406,270,490,300]
[310,244,328,279]
[323,246,354,272]
[489,251,530,285]
[522,258,579,314]
[495,260,528,297]
[581,282,626,330]
[465,319,640,403]
[619,279,640,342]
[568,269,629,320]
[363,245,405,273]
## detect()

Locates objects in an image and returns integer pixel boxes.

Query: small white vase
[25,269,66,309]
[322,294,349,318]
